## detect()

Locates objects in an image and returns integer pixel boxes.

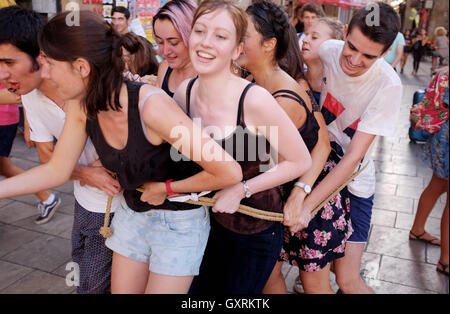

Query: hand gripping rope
[99,163,368,238]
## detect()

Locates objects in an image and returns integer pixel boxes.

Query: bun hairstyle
[246,0,291,62]
[39,11,125,119]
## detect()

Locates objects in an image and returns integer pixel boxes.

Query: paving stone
[396,185,423,199]
[284,264,299,294]
[365,278,436,294]
[361,252,381,282]
[373,194,414,214]
[375,173,424,188]
[52,259,74,278]
[0,260,33,291]
[378,256,448,294]
[0,224,43,258]
[11,212,74,237]
[0,198,14,209]
[375,183,397,196]
[366,225,426,262]
[2,235,71,273]
[371,209,396,228]
[0,270,76,294]
[395,212,441,238]
[0,201,39,224]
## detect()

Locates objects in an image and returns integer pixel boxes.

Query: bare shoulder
[173,78,194,113]
[139,83,174,113]
[156,60,169,87]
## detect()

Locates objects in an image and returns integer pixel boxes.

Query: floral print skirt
[279,151,353,272]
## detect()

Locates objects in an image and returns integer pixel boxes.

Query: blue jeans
[190,217,283,294]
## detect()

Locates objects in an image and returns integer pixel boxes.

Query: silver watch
[294,182,312,194]
[242,180,252,198]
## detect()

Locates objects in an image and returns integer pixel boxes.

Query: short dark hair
[299,2,325,18]
[348,2,400,53]
[0,5,44,71]
[112,6,130,19]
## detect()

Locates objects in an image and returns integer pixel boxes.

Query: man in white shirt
[111,6,147,38]
[0,6,122,294]
[297,3,325,51]
[298,2,403,294]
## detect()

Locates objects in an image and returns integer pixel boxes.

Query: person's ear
[263,37,277,55]
[343,24,349,40]
[73,58,91,79]
[232,42,244,61]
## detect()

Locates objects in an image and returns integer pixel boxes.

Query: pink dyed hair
[152,0,198,47]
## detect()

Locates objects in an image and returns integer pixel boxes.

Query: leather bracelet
[165,179,178,196]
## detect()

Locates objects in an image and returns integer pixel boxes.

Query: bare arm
[284,111,331,231]
[35,141,121,196]
[0,88,21,105]
[139,85,242,205]
[302,131,376,216]
[0,100,88,199]
[391,45,404,68]
[212,86,312,214]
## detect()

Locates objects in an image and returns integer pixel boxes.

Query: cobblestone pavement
[0,57,448,294]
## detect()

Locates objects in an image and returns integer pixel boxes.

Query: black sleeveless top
[86,80,197,212]
[176,77,284,234]
[272,89,320,201]
[272,89,319,152]
[161,67,174,97]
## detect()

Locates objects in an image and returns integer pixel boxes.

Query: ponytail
[39,11,126,119]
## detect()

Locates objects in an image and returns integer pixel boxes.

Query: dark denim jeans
[190,217,283,294]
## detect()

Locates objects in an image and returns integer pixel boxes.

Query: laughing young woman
[152,0,198,97]
[168,0,312,293]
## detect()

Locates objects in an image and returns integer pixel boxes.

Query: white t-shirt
[21,89,121,213]
[319,40,402,198]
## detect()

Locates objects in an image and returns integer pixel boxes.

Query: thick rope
[99,195,113,238]
[100,163,368,238]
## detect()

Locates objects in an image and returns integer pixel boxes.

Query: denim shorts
[105,197,210,276]
[347,192,374,243]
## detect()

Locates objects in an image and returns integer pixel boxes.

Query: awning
[297,0,370,10]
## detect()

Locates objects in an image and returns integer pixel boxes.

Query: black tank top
[161,67,174,97]
[86,80,197,212]
[272,89,320,201]
[181,77,283,234]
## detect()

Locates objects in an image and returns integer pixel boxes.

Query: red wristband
[165,179,178,196]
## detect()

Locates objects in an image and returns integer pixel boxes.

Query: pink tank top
[0,83,20,126]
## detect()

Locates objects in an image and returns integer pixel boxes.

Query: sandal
[437,261,449,277]
[409,230,441,246]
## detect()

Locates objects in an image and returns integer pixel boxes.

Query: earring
[232,61,240,75]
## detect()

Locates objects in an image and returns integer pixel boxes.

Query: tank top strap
[185,76,199,117]
[126,80,143,117]
[138,89,167,141]
[237,82,255,126]
[161,67,174,97]
[272,89,312,114]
